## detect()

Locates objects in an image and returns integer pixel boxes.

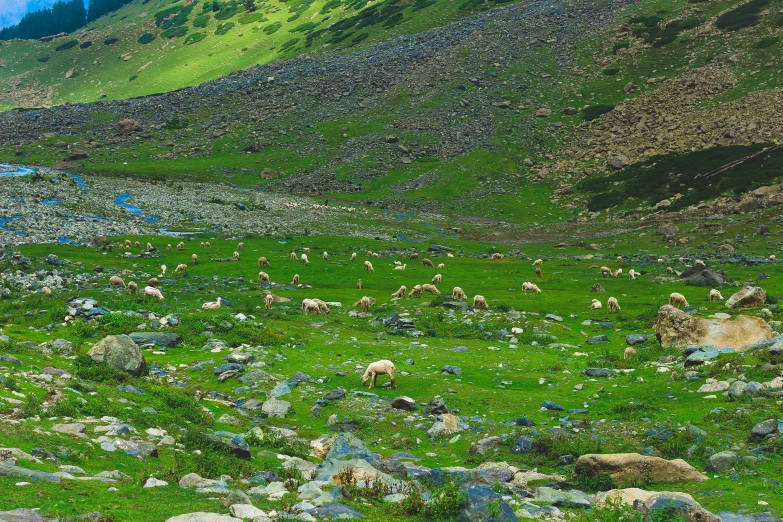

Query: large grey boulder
[575,453,707,484]
[655,305,774,351]
[726,286,767,308]
[705,451,739,472]
[261,398,291,418]
[88,335,147,376]
[0,462,61,482]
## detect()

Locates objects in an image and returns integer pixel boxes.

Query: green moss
[192,13,210,27]
[602,66,619,75]
[583,104,615,121]
[215,22,235,35]
[138,33,156,44]
[55,39,79,51]
[716,0,768,31]
[103,37,119,45]
[162,26,189,38]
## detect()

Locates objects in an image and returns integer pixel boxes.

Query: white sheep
[409,253,419,260]
[265,294,274,310]
[146,242,153,250]
[628,269,639,280]
[600,266,612,277]
[200,242,205,249]
[167,244,172,251]
[205,242,211,249]
[535,267,542,277]
[624,347,636,360]
[147,277,159,288]
[354,296,373,312]
[409,285,423,298]
[301,298,321,315]
[491,253,503,260]
[422,284,441,295]
[709,289,724,302]
[192,253,198,265]
[41,286,52,295]
[394,261,402,266]
[666,267,674,274]
[392,285,407,299]
[589,299,603,310]
[432,274,442,284]
[125,239,131,247]
[361,360,397,389]
[233,251,240,261]
[127,282,137,295]
[237,242,244,251]
[291,274,299,285]
[452,286,467,300]
[357,278,363,289]
[350,253,357,262]
[522,282,541,295]
[694,259,706,268]
[613,268,623,278]
[312,298,330,314]
[607,297,620,312]
[177,242,185,250]
[258,271,270,283]
[202,297,222,310]
[616,256,623,264]
[770,255,776,262]
[160,264,167,276]
[290,251,298,261]
[657,258,664,265]
[110,275,125,287]
[447,253,454,258]
[144,286,164,300]
[437,263,445,269]
[669,292,689,308]
[532,259,543,267]
[134,241,140,248]
[364,261,374,273]
[174,263,188,273]
[422,258,434,268]
[258,257,270,267]
[473,295,489,310]
[301,253,309,265]
[303,247,310,254]
[323,251,328,260]
[394,264,406,271]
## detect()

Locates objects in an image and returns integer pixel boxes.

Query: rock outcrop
[655,305,774,351]
[574,453,708,484]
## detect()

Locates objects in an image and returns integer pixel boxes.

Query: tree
[243,0,256,12]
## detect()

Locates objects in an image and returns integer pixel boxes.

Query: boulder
[129,332,182,347]
[116,119,142,134]
[324,433,376,462]
[391,396,415,411]
[655,305,774,351]
[427,414,467,438]
[0,462,61,482]
[261,398,291,418]
[88,335,147,376]
[65,149,89,161]
[705,451,739,472]
[657,223,679,237]
[535,107,553,118]
[680,269,728,287]
[639,492,721,522]
[574,453,708,484]
[426,396,449,415]
[609,155,630,170]
[725,286,766,308]
[751,419,778,440]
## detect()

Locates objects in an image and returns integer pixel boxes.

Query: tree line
[0,0,134,41]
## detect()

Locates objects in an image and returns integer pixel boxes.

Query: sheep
[372,252,379,258]
[41,286,52,295]
[125,239,131,247]
[258,257,270,268]
[607,297,620,312]
[669,292,689,308]
[409,285,423,298]
[589,299,603,310]
[421,258,434,268]
[600,266,612,277]
[127,282,137,295]
[409,253,419,260]
[361,360,397,389]
[301,253,309,265]
[291,273,299,285]
[312,298,330,314]
[616,256,623,264]
[394,264,406,271]
[144,286,164,300]
[160,264,167,276]
[770,254,776,262]
[233,251,241,261]
[666,267,674,274]
[258,271,271,283]
[613,268,623,278]
[491,253,504,260]
[303,248,310,254]
[357,278,363,290]
[709,289,724,302]
[628,269,639,280]
[473,295,489,310]
[148,277,159,288]
[323,251,329,260]
[624,347,637,360]
[200,242,205,249]
[192,253,198,265]
[265,294,274,310]
[202,297,222,310]
[290,251,298,262]
[657,258,664,265]
[302,298,321,315]
[205,242,211,249]
[422,284,441,296]
[522,282,541,295]
[177,242,185,250]
[432,274,442,284]
[447,253,454,258]
[134,241,140,248]
[394,261,402,266]
[167,244,172,251]
[146,242,153,250]
[532,259,543,267]
[452,286,467,300]
[237,242,244,251]
[364,261,374,273]
[354,296,373,312]
[174,263,188,273]
[535,267,542,278]
[110,276,125,287]
[392,285,407,299]
[437,263,445,269]
[350,253,357,262]
[694,259,706,268]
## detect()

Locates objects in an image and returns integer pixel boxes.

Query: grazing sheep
[301,253,309,265]
[124,239,131,247]
[607,297,620,312]
[770,254,776,262]
[437,263,445,269]
[148,277,159,288]
[258,257,270,267]
[144,286,164,300]
[392,285,407,299]
[409,253,419,260]
[301,298,321,315]
[694,259,706,268]
[354,296,373,312]
[134,241,140,248]
[291,273,299,285]
[447,253,454,258]
[361,360,397,389]
[357,278,363,290]
[600,266,612,277]
[146,242,153,250]
[41,287,52,295]
[364,261,374,273]
[422,284,441,296]
[110,276,125,287]
[709,289,724,302]
[666,267,674,274]
[233,251,240,261]
[532,259,543,267]
[303,248,310,254]
[624,347,637,360]
[205,242,211,249]
[409,285,423,298]
[258,271,271,283]
[616,256,623,264]
[200,242,205,249]
[657,258,664,265]
[127,282,137,295]
[452,286,467,300]
[174,264,188,273]
[473,295,489,310]
[202,297,222,310]
[432,274,442,284]
[613,268,623,278]
[628,269,639,280]
[394,264,406,271]
[535,267,542,277]
[237,242,244,251]
[522,282,541,295]
[421,258,434,268]
[323,251,329,260]
[177,242,185,250]
[167,244,172,251]
[669,292,689,308]
[371,252,379,258]
[394,261,402,266]
[160,264,167,276]
[290,251,298,262]
[312,298,330,314]
[491,253,504,260]
[265,294,274,310]
[192,253,198,265]
[350,253,357,262]
[589,299,603,310]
